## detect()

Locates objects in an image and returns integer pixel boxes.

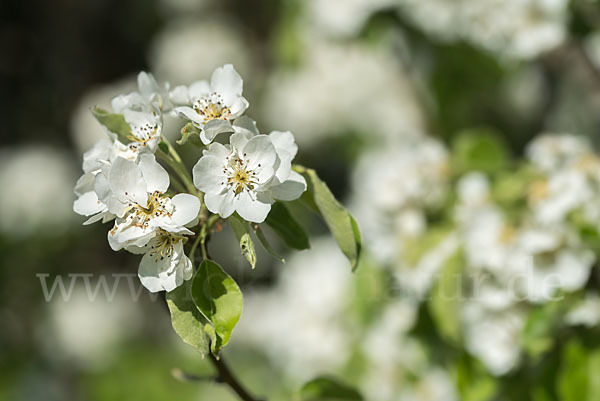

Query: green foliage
[300,376,364,401]
[402,226,452,266]
[91,107,131,143]
[522,300,569,359]
[252,223,286,263]
[428,249,464,344]
[456,353,498,401]
[298,167,362,271]
[229,215,258,269]
[192,259,243,355]
[558,340,593,401]
[265,202,310,250]
[166,280,209,356]
[452,129,510,175]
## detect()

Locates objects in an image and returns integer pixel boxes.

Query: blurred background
[2,0,600,400]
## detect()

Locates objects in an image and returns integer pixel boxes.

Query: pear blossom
[171,64,249,144]
[122,108,163,154]
[111,71,170,113]
[192,129,306,223]
[104,155,200,251]
[135,230,194,292]
[73,139,139,225]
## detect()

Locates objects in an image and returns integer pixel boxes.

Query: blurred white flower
[398,0,569,60]
[307,0,397,37]
[351,138,449,263]
[527,133,592,172]
[149,18,251,85]
[361,300,433,401]
[41,284,142,370]
[507,226,595,303]
[566,293,600,328]
[462,300,526,375]
[0,145,77,237]
[236,239,353,384]
[260,38,425,147]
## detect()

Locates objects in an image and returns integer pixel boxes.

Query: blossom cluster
[73,65,306,292]
[352,132,600,378]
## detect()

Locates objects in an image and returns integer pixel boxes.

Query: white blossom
[111,71,170,113]
[73,139,139,225]
[104,155,199,251]
[193,127,306,223]
[135,230,194,293]
[172,64,249,144]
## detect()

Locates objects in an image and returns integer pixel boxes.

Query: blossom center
[150,230,185,262]
[222,154,259,196]
[193,92,232,123]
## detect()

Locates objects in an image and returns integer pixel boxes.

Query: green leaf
[522,298,572,359]
[428,249,463,344]
[191,260,243,354]
[456,353,497,401]
[298,167,362,270]
[300,376,363,401]
[229,215,257,269]
[558,340,589,401]
[166,281,209,356]
[452,129,510,174]
[265,202,310,250]
[91,107,131,143]
[252,223,285,263]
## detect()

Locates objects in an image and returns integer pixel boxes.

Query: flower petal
[193,155,228,194]
[201,119,234,144]
[210,64,243,105]
[171,193,201,226]
[269,130,298,159]
[205,191,235,218]
[271,171,307,201]
[235,191,272,223]
[139,154,169,193]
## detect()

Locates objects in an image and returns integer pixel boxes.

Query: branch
[208,353,264,401]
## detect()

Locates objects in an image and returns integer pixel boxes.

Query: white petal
[233,116,259,136]
[271,171,307,201]
[73,191,105,216]
[273,149,292,184]
[203,142,230,159]
[171,194,201,226]
[109,157,148,206]
[138,154,169,193]
[173,106,204,126]
[205,191,235,218]
[235,191,271,223]
[137,71,159,99]
[269,130,298,159]
[82,139,112,173]
[228,97,249,118]
[230,131,251,151]
[193,155,228,193]
[138,253,173,293]
[169,85,190,105]
[210,64,243,105]
[74,172,95,196]
[242,135,277,170]
[188,80,211,101]
[201,119,234,144]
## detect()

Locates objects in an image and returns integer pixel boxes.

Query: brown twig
[208,353,263,401]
